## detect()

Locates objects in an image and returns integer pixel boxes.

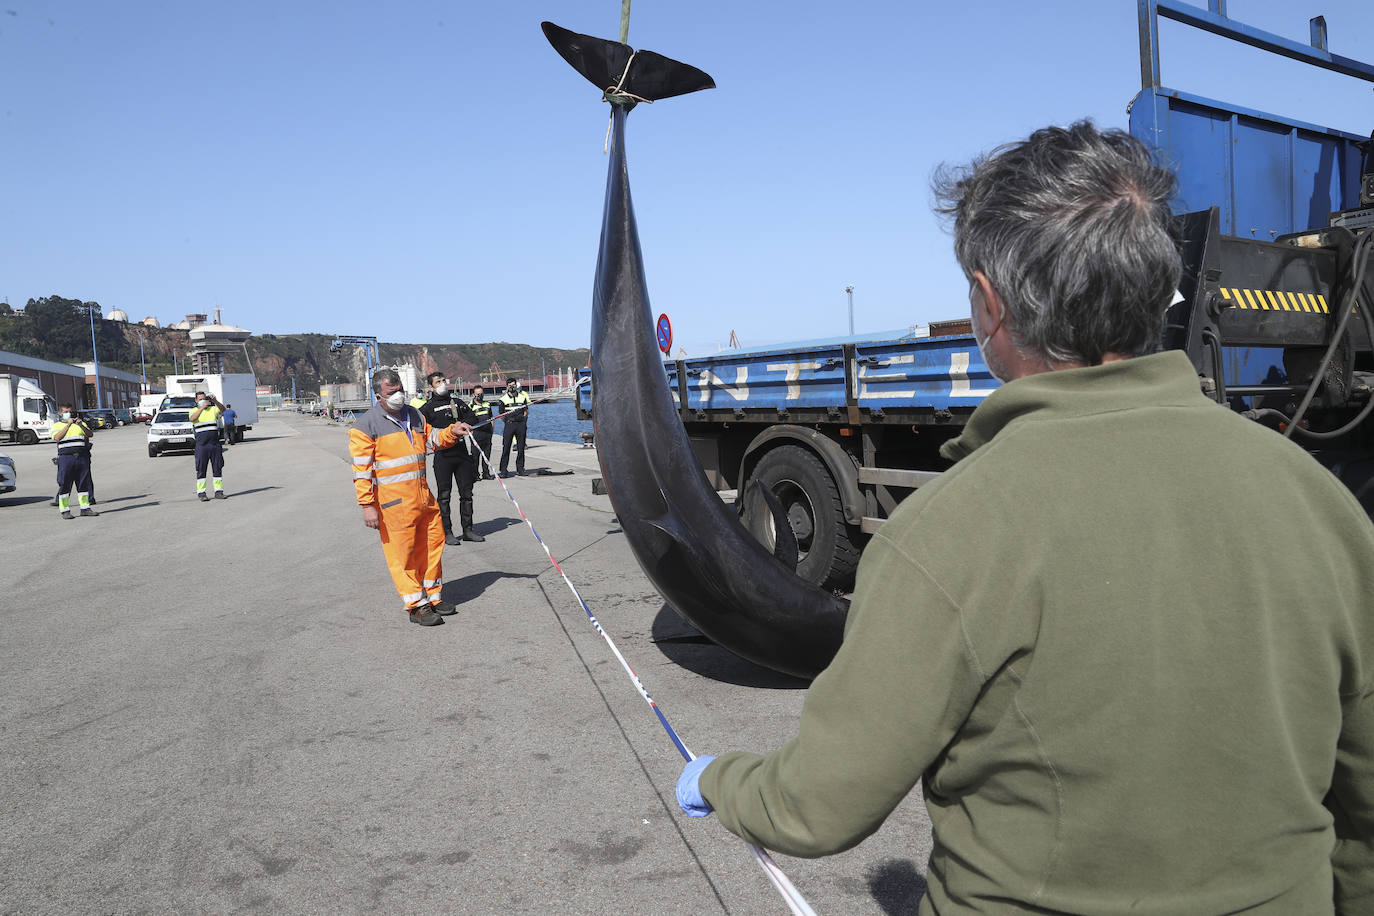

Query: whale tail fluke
[542,21,715,103]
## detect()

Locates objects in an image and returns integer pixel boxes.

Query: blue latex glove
[676,755,717,817]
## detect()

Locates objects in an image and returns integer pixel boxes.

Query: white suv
[147,409,196,457]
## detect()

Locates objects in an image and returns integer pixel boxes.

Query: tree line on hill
[0,296,589,395]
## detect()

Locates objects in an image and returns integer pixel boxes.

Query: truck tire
[19,429,37,445]
[148,445,159,458]
[749,444,862,591]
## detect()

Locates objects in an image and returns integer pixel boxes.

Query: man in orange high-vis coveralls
[350,369,473,627]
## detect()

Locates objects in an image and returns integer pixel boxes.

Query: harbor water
[518,398,592,444]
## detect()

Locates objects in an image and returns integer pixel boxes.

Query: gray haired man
[677,121,1374,913]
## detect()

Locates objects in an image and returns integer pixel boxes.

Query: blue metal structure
[1131,0,1371,239]
[87,303,104,409]
[330,335,380,402]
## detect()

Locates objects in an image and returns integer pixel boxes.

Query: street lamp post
[845,285,854,336]
[88,303,104,408]
[137,330,147,393]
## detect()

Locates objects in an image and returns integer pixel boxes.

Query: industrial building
[0,350,146,409]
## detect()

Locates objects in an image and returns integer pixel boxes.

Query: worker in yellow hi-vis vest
[497,377,532,477]
[188,390,227,501]
[50,404,98,519]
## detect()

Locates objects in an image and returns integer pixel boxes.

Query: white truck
[163,374,258,441]
[137,393,165,420]
[0,374,56,445]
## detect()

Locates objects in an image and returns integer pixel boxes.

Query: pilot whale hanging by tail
[542,22,849,679]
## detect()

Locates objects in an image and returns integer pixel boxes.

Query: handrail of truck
[1131,0,1371,240]
[1139,0,1374,91]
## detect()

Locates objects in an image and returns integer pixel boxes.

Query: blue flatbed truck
[580,0,1374,592]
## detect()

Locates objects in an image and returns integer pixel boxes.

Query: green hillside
[0,296,589,395]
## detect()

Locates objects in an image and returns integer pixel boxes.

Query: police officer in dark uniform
[468,384,496,480]
[498,377,531,477]
[420,372,486,546]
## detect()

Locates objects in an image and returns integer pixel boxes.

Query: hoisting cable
[467,441,819,916]
[600,2,654,152]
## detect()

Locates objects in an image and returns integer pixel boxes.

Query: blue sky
[2,1,1372,355]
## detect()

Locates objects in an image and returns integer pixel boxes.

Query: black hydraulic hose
[1282,230,1373,439]
[1289,283,1374,440]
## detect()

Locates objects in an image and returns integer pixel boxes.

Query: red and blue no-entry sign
[656,313,672,354]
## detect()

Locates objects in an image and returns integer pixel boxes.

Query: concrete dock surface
[1,412,933,914]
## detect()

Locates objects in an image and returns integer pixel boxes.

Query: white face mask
[61,412,71,420]
[969,281,1008,383]
[384,391,407,410]
[198,399,210,408]
[433,383,448,396]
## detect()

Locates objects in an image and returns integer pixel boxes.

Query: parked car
[85,409,117,430]
[113,408,135,426]
[133,409,154,423]
[147,410,195,457]
[0,450,15,494]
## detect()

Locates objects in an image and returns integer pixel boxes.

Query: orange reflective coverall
[349,403,465,612]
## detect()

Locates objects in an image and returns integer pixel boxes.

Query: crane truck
[579,0,1374,592]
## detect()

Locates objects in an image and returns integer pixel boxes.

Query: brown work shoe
[408,606,444,626]
[428,599,457,616]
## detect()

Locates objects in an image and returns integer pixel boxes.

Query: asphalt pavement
[0,412,933,915]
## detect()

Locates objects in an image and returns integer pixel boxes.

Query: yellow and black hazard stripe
[1218,287,1329,314]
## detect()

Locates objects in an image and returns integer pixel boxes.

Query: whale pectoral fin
[542,22,715,101]
[642,498,710,566]
[740,480,800,571]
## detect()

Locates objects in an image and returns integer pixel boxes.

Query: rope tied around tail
[603,52,652,153]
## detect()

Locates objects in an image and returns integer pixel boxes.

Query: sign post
[656,313,672,355]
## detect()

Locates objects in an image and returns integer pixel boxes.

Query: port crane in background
[329,335,380,403]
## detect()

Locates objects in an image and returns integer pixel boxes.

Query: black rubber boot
[459,498,484,541]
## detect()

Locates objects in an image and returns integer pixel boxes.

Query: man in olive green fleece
[676,121,1374,914]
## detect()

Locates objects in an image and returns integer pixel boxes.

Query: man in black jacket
[420,372,486,545]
